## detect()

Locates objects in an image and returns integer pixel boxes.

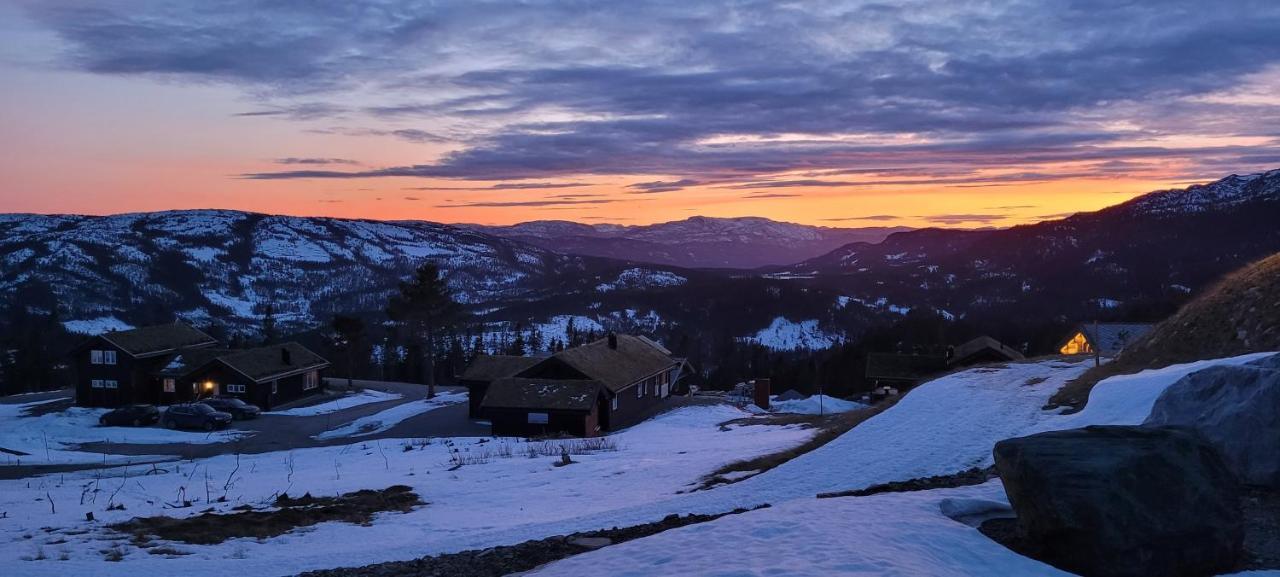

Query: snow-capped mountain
[1121,169,1280,215]
[0,210,596,333]
[469,216,910,269]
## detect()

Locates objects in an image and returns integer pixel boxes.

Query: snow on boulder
[1145,353,1280,487]
[994,426,1243,577]
[740,317,841,350]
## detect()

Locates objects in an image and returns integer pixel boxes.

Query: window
[528,412,549,424]
[271,381,278,395]
[163,378,175,393]
[303,371,319,390]
[610,396,619,411]
[91,379,103,389]
[636,381,644,398]
[226,384,246,394]
[103,380,118,389]
[90,350,103,364]
[103,350,117,365]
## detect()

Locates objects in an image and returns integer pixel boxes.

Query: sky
[2,1,1280,228]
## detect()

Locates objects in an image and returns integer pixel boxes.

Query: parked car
[200,397,262,420]
[98,404,160,427]
[162,403,233,431]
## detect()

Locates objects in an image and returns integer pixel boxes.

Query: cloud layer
[21,0,1280,191]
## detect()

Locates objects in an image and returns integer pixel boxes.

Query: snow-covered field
[0,404,814,575]
[311,391,467,440]
[267,389,402,417]
[0,403,248,466]
[3,353,1276,576]
[528,353,1279,577]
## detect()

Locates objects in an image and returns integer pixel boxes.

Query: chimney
[281,346,292,365]
[753,378,771,410]
[607,332,618,349]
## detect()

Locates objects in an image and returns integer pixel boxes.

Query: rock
[568,537,612,550]
[993,425,1243,577]
[1145,355,1280,487]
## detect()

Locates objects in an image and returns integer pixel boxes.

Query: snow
[535,481,1070,577]
[0,405,814,575]
[0,403,248,466]
[61,317,134,335]
[741,317,841,350]
[770,394,866,415]
[266,389,403,417]
[596,268,687,292]
[3,353,1274,576]
[311,392,467,440]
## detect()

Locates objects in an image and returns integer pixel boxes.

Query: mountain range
[467,217,910,269]
[1,169,1279,357]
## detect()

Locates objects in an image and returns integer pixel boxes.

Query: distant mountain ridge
[785,169,1280,333]
[467,216,911,268]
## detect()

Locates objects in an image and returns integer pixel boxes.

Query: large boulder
[1145,355,1280,488]
[993,426,1243,577]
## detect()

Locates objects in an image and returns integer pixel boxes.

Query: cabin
[73,323,219,408]
[457,354,541,418]
[466,333,689,437]
[865,335,1024,391]
[864,352,949,389]
[1058,323,1155,357]
[73,322,329,409]
[163,343,329,410]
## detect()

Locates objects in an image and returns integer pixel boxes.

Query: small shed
[1059,323,1155,356]
[950,336,1025,366]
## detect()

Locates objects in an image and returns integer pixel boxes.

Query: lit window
[104,350,117,365]
[163,378,175,393]
[90,350,103,364]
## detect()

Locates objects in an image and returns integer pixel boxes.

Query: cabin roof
[458,354,542,382]
[212,342,329,383]
[1075,323,1156,355]
[865,352,948,381]
[951,335,1025,364]
[550,334,678,392]
[96,323,218,358]
[481,378,601,412]
[154,348,232,377]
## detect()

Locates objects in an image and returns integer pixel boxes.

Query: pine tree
[331,314,366,390]
[261,302,279,345]
[387,263,462,398]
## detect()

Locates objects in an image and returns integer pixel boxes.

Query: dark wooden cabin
[73,323,218,408]
[457,354,541,418]
[178,343,329,410]
[468,333,688,437]
[482,378,604,437]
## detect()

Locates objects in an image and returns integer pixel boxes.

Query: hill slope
[789,169,1280,331]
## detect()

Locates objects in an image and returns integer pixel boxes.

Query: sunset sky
[2,1,1280,227]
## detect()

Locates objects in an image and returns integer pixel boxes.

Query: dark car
[200,397,262,420]
[162,403,233,431]
[99,404,160,427]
